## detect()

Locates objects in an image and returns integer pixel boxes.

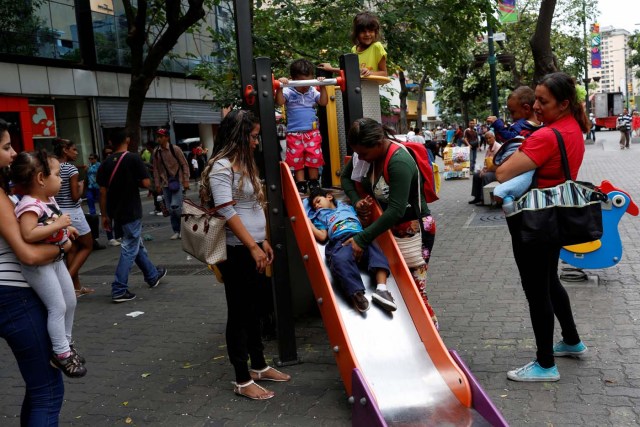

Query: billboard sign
[29,105,57,139]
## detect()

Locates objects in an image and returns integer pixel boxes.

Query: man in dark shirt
[97,128,167,303]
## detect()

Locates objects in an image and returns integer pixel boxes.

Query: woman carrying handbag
[496,72,590,382]
[200,110,291,400]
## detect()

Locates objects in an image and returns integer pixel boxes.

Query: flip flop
[75,287,95,298]
[249,366,291,382]
[232,380,275,400]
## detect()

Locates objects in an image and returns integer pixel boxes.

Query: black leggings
[508,220,581,368]
[217,244,268,383]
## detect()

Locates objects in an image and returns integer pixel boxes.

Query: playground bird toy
[560,180,638,269]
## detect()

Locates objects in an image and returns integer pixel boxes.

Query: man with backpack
[152,128,190,240]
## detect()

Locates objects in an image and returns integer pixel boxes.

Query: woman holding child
[496,72,589,382]
[0,119,66,424]
[200,110,290,400]
[341,118,438,329]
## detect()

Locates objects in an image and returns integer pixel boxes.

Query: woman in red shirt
[496,72,589,382]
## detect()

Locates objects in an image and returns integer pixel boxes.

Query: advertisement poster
[29,105,57,139]
[590,23,601,68]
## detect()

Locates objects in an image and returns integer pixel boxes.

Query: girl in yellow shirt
[320,11,388,77]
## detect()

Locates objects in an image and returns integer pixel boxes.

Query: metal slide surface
[280,164,491,426]
[314,233,489,426]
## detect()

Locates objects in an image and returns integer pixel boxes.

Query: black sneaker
[112,290,136,303]
[371,289,397,312]
[351,291,369,313]
[296,181,308,195]
[149,267,167,288]
[50,353,87,378]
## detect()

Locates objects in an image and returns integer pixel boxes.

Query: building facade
[589,26,638,110]
[0,0,231,162]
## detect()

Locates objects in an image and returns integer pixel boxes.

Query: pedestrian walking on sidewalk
[97,128,167,303]
[0,118,66,424]
[496,72,589,382]
[617,108,631,149]
[152,128,190,240]
[200,110,291,400]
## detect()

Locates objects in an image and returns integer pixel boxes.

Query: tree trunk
[125,76,153,151]
[415,73,428,130]
[398,71,409,134]
[530,0,558,85]
[122,0,206,152]
[461,99,469,128]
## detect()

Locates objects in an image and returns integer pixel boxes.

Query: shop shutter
[97,99,170,128]
[171,101,221,124]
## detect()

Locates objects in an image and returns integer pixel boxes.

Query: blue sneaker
[553,340,588,357]
[507,361,560,382]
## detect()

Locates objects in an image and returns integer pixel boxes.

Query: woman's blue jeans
[0,286,64,426]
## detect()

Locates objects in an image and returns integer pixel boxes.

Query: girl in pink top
[12,150,86,378]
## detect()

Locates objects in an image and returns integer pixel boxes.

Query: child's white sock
[376,284,388,292]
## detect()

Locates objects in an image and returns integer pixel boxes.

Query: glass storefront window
[0,0,230,72]
[0,0,79,60]
[93,0,130,66]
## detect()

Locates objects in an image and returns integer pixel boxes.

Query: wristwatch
[55,245,65,262]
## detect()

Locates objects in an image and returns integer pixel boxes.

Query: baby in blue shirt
[307,188,395,313]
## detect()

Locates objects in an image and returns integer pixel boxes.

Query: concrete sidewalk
[1,130,639,426]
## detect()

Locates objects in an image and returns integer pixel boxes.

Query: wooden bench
[483,181,499,206]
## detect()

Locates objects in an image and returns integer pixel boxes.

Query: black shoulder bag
[506,129,607,246]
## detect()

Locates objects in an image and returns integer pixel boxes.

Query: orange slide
[280,162,485,424]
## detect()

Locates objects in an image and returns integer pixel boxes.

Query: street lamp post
[624,45,630,109]
[487,19,499,116]
[582,1,591,115]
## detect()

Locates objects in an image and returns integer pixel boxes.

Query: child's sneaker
[296,181,308,195]
[307,179,321,193]
[70,343,85,364]
[371,289,397,312]
[553,340,588,357]
[351,291,369,313]
[507,360,559,382]
[50,353,87,378]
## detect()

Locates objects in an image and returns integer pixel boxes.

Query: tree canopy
[195,0,599,126]
[122,0,216,150]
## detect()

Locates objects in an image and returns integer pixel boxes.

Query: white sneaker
[170,233,180,240]
[155,212,164,216]
[149,210,157,215]
[108,239,121,246]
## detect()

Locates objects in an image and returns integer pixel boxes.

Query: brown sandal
[75,287,95,298]
[249,366,291,382]
[232,380,275,400]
